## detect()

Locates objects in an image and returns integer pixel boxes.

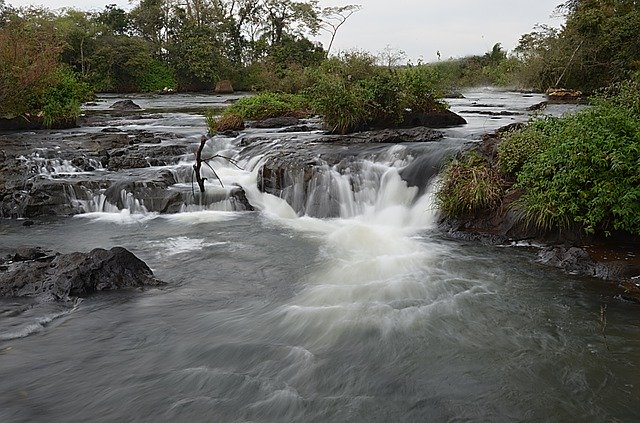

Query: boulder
[215,80,234,94]
[402,109,467,128]
[0,247,164,300]
[110,100,142,110]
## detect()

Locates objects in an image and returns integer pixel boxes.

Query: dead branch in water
[192,136,246,196]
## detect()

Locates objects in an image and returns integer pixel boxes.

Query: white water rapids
[2,90,637,422]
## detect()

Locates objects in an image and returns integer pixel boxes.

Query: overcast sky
[7,0,564,62]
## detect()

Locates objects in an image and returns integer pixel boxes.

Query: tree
[319,4,361,56]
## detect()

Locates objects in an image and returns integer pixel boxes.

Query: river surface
[1,89,639,422]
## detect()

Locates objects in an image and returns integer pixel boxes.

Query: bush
[139,60,177,92]
[497,118,559,175]
[305,54,445,134]
[436,151,505,217]
[38,66,91,127]
[206,112,244,133]
[225,92,310,120]
[512,77,640,235]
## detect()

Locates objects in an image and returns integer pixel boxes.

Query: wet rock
[110,100,142,110]
[323,126,444,144]
[527,101,548,111]
[278,125,315,133]
[0,247,164,300]
[253,117,301,129]
[401,109,467,128]
[12,247,52,262]
[537,246,640,283]
[218,130,240,138]
[459,110,523,116]
[443,91,465,99]
[107,155,150,170]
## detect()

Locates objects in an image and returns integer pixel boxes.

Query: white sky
[6,0,564,62]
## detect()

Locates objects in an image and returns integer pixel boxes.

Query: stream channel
[1,89,639,422]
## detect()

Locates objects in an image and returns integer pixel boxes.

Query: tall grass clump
[436,151,505,217]
[225,92,310,120]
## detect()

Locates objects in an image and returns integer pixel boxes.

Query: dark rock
[22,220,35,227]
[537,246,640,283]
[527,101,548,111]
[402,109,467,128]
[443,91,465,99]
[323,126,444,144]
[215,80,234,94]
[219,130,240,138]
[12,247,52,262]
[101,127,124,133]
[110,100,142,110]
[459,110,523,116]
[278,125,315,133]
[253,117,301,129]
[107,155,150,170]
[0,116,77,131]
[0,247,163,300]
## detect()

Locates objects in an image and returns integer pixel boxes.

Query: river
[1,89,638,422]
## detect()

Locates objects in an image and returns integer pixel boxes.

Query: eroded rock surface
[0,247,164,300]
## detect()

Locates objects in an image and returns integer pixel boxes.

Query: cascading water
[3,91,637,423]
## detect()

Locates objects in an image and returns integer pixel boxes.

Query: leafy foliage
[306,52,444,133]
[225,92,310,120]
[515,1,640,92]
[38,67,91,127]
[504,75,640,235]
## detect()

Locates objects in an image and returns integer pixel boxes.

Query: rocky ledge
[0,246,164,301]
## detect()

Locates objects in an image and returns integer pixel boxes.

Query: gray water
[1,88,639,422]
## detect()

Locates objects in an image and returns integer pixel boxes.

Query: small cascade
[18,152,104,177]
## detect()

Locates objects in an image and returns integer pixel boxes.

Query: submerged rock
[0,247,164,300]
[537,246,640,280]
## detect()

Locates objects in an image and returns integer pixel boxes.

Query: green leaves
[509,77,640,235]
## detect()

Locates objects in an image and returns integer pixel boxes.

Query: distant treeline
[1,0,638,126]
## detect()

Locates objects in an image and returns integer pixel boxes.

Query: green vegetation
[438,73,640,237]
[226,93,310,120]
[436,151,505,218]
[0,8,90,127]
[514,0,640,92]
[206,112,245,134]
[507,75,640,235]
[306,52,445,133]
[426,43,522,91]
[206,92,309,133]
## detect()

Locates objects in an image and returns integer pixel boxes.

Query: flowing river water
[1,89,639,422]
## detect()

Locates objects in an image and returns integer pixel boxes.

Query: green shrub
[206,112,244,133]
[139,60,177,92]
[305,56,445,134]
[225,92,310,120]
[497,118,558,175]
[36,66,91,127]
[436,151,505,217]
[306,73,373,134]
[513,80,640,235]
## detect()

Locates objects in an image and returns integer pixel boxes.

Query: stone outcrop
[110,100,142,110]
[0,247,164,300]
[214,80,234,94]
